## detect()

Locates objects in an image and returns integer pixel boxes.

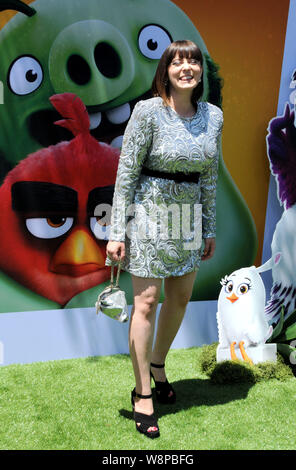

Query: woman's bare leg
[151,270,197,383]
[129,275,162,423]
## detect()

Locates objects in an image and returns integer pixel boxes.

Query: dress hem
[120,266,199,279]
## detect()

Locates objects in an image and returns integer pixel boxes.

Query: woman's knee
[132,276,161,318]
[134,292,159,317]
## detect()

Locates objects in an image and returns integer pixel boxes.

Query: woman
[106,40,223,438]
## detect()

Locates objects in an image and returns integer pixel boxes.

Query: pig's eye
[138,25,172,59]
[8,55,43,95]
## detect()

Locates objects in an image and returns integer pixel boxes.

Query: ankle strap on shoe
[133,389,152,399]
[151,362,165,368]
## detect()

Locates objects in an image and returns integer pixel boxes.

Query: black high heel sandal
[131,388,160,439]
[150,363,176,404]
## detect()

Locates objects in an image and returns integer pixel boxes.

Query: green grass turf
[0,347,296,450]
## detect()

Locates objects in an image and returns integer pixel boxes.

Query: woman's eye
[225,282,233,293]
[90,216,110,240]
[25,217,73,239]
[8,56,43,95]
[138,25,172,59]
[237,283,250,295]
[171,59,200,67]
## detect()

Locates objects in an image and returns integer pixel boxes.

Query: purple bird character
[265,103,296,323]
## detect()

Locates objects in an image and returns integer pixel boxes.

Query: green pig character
[0,0,257,311]
[0,0,222,168]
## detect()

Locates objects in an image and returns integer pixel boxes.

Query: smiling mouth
[179,76,193,81]
[28,90,152,148]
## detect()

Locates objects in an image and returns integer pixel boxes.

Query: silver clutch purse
[95,262,129,323]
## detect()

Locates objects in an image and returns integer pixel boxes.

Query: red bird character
[0,93,120,306]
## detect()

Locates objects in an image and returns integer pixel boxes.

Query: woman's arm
[109,100,153,243]
[199,106,223,249]
[201,237,216,260]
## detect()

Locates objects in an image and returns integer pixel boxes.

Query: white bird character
[216,256,280,364]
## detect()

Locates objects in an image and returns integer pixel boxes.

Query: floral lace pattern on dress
[107,97,223,278]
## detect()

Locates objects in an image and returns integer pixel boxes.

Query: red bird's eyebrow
[11,181,78,214]
[87,185,115,215]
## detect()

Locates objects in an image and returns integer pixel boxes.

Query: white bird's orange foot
[239,341,253,365]
[230,341,239,361]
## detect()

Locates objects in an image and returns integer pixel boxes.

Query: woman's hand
[201,237,216,261]
[106,240,126,262]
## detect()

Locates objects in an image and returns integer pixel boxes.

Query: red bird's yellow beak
[50,228,106,276]
[227,292,239,303]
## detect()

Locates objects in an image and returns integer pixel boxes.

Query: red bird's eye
[46,216,67,228]
[26,217,74,239]
[96,215,107,227]
[90,217,110,240]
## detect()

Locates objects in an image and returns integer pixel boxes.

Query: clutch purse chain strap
[110,261,121,288]
[95,261,122,315]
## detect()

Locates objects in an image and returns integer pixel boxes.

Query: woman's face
[167,54,202,95]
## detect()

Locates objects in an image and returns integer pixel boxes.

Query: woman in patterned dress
[106,40,223,438]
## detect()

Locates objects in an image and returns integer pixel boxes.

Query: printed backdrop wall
[0,0,292,365]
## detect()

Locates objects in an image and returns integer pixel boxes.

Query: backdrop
[0,0,291,365]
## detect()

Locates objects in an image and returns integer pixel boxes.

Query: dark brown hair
[151,40,204,106]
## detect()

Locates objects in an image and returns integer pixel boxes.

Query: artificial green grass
[199,342,294,384]
[0,347,296,450]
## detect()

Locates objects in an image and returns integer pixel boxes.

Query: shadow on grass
[119,377,253,421]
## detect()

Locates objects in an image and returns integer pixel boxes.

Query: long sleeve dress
[107,96,223,278]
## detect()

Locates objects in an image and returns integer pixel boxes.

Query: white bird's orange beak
[227,293,239,303]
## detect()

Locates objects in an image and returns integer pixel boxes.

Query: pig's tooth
[106,103,131,124]
[110,135,123,148]
[89,111,102,130]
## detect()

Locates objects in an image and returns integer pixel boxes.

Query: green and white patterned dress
[107,97,223,278]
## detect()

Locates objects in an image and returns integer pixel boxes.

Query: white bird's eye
[237,283,250,295]
[90,217,110,240]
[225,281,233,293]
[138,25,172,59]
[26,217,73,239]
[8,56,43,95]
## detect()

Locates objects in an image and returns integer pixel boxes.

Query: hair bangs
[167,41,203,65]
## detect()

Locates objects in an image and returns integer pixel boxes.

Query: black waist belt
[142,167,200,184]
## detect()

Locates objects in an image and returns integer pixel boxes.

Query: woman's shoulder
[135,96,162,111]
[199,101,223,116]
[131,97,161,121]
[199,101,223,129]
